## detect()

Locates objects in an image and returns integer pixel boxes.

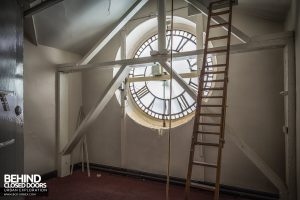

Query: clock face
[129,30,214,120]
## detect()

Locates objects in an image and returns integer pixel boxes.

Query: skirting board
[79,163,279,200]
[41,163,279,200]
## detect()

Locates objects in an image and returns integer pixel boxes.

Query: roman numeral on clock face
[176,38,189,52]
[136,86,150,99]
[148,97,156,109]
[177,94,189,110]
[187,59,197,71]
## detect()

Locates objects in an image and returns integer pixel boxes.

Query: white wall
[24,39,81,174]
[82,0,285,194]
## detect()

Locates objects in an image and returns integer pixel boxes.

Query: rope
[166,0,174,199]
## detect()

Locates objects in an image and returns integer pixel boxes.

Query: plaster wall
[24,39,81,174]
[82,0,285,193]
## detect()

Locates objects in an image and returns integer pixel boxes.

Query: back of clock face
[129,30,214,121]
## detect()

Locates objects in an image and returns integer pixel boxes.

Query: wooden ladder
[185,0,233,200]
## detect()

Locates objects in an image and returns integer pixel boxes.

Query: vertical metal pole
[121,30,127,64]
[57,72,71,177]
[120,30,127,168]
[157,0,166,53]
[196,13,204,70]
[284,38,297,200]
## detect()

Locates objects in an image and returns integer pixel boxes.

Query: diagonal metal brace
[61,65,132,155]
[159,61,197,101]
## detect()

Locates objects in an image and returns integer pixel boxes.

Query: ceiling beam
[185,0,250,43]
[24,16,38,45]
[128,72,198,82]
[61,65,132,155]
[78,0,148,65]
[58,31,293,73]
[157,0,167,52]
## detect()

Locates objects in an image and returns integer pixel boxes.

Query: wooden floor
[26,170,248,200]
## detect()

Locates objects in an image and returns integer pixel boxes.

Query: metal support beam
[57,72,71,177]
[226,126,288,199]
[121,30,127,61]
[159,61,197,100]
[61,65,132,155]
[196,14,204,69]
[157,0,166,52]
[128,72,198,82]
[120,30,127,168]
[185,0,250,43]
[23,0,64,17]
[58,32,293,73]
[78,0,148,65]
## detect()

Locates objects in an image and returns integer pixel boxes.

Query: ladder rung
[201,87,224,91]
[210,22,229,28]
[203,79,226,83]
[204,71,226,74]
[197,131,220,135]
[190,182,216,191]
[195,142,220,147]
[208,35,228,41]
[199,113,222,117]
[201,95,223,99]
[199,122,221,126]
[211,10,230,16]
[205,64,227,68]
[193,161,218,168]
[207,49,228,54]
[200,104,223,107]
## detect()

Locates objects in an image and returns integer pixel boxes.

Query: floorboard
[26,170,246,200]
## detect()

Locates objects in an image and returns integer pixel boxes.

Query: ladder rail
[213,1,233,200]
[185,1,233,200]
[184,1,213,199]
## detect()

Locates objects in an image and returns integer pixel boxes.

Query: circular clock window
[128,30,214,121]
